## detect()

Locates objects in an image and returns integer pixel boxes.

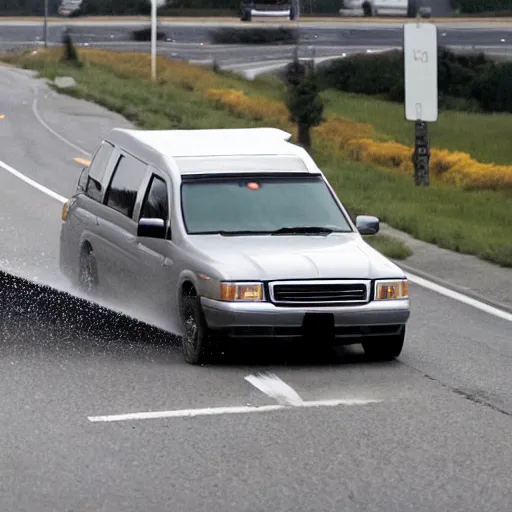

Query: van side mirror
[356,215,380,235]
[137,218,166,239]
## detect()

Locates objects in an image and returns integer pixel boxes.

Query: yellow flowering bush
[347,139,512,190]
[312,118,376,153]
[206,89,289,124]
[28,48,234,92]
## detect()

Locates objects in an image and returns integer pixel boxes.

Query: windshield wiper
[194,227,348,236]
[270,226,346,235]
[217,230,273,236]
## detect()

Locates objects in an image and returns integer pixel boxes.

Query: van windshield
[180,174,353,235]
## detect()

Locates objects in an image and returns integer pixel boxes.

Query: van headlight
[375,279,408,300]
[220,282,264,302]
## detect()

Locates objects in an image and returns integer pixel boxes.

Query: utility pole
[44,0,49,48]
[151,0,157,80]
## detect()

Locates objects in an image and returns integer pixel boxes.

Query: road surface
[0,61,511,512]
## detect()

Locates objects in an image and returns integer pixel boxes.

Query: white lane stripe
[88,398,381,423]
[406,272,512,323]
[245,372,304,405]
[3,65,92,157]
[0,159,67,204]
[0,158,510,323]
[31,92,91,157]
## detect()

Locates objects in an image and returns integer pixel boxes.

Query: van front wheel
[362,329,405,361]
[180,292,219,365]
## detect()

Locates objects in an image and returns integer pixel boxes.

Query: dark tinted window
[140,175,169,221]
[181,175,352,235]
[105,155,147,218]
[86,141,114,201]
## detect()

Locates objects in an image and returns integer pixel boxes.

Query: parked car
[239,1,299,21]
[60,127,410,365]
[58,0,84,17]
[339,0,426,17]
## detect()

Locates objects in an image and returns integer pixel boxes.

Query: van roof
[105,127,320,175]
[108,127,292,157]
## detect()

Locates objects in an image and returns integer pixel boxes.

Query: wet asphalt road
[0,57,512,511]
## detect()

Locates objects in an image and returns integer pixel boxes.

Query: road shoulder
[381,223,512,312]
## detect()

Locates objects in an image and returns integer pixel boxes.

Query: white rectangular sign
[403,22,438,122]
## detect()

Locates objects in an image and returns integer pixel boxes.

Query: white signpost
[403,21,438,186]
[151,0,166,81]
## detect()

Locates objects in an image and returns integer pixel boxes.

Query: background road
[3,18,512,75]
[0,55,511,511]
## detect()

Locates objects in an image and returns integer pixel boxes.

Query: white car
[58,0,84,17]
[339,0,425,17]
[240,1,300,22]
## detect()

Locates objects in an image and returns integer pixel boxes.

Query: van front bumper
[200,297,410,341]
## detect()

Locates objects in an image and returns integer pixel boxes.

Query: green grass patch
[364,235,412,261]
[3,48,512,267]
[320,89,512,165]
[318,154,512,267]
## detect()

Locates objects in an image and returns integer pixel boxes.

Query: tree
[285,60,324,150]
[61,28,82,66]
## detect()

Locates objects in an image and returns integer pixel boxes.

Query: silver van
[59,127,410,365]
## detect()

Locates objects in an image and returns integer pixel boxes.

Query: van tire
[78,245,98,298]
[180,291,217,365]
[362,329,405,361]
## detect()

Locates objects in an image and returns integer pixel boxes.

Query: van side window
[140,175,169,221]
[105,154,147,218]
[86,141,114,201]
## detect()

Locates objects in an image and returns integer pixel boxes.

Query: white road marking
[245,372,304,405]
[88,398,381,423]
[31,91,91,157]
[0,159,67,204]
[0,156,511,325]
[2,65,92,157]
[406,272,512,323]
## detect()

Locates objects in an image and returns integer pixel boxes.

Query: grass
[364,235,412,260]
[320,89,512,165]
[317,154,512,267]
[2,47,511,266]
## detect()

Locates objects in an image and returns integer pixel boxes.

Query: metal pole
[44,0,49,48]
[151,0,157,80]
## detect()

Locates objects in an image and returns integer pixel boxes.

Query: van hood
[190,234,405,281]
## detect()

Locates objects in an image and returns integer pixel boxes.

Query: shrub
[452,0,512,14]
[61,29,82,67]
[315,47,512,113]
[285,70,324,149]
[316,50,404,98]
[206,89,289,124]
[472,61,512,113]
